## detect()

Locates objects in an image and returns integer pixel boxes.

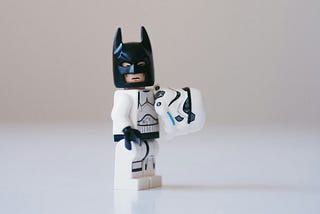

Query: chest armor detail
[137,90,159,137]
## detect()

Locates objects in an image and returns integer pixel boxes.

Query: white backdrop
[0,0,320,124]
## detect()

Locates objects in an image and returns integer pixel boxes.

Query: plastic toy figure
[111,27,205,190]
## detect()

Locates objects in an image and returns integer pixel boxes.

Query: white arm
[111,90,133,134]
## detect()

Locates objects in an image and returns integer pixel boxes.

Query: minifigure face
[113,27,155,88]
[116,43,151,78]
[124,73,145,83]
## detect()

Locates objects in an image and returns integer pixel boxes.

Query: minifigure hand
[122,126,142,150]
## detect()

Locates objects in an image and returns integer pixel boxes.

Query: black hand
[123,126,132,150]
[122,126,142,150]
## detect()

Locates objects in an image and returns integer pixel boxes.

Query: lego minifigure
[111,27,205,190]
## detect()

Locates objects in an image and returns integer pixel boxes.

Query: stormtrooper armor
[154,86,206,137]
[112,89,161,190]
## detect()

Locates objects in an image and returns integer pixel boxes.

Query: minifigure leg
[143,140,159,176]
[114,140,149,190]
[143,140,162,188]
[114,140,162,190]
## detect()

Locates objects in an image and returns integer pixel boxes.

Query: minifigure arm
[111,90,133,134]
[111,91,143,150]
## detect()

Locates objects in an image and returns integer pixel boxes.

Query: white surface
[0,123,320,214]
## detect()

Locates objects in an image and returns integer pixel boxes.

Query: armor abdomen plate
[137,90,159,139]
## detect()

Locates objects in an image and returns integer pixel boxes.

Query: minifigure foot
[114,176,162,190]
[114,177,150,190]
[149,175,162,188]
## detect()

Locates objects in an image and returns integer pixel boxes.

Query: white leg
[143,140,158,176]
[114,140,162,190]
[143,157,155,176]
[114,140,149,190]
[144,140,162,188]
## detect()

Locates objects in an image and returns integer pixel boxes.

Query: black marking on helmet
[175,115,184,122]
[182,87,195,124]
[155,90,165,99]
[169,91,181,106]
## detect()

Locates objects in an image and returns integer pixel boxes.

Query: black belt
[114,132,159,142]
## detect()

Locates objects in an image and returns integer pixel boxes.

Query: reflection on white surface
[0,123,320,214]
[114,191,139,214]
[113,189,160,214]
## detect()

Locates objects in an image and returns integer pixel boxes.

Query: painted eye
[121,62,131,67]
[137,61,146,66]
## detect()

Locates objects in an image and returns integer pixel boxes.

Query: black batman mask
[113,27,155,88]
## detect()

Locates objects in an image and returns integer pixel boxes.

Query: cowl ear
[113,28,122,54]
[141,26,152,52]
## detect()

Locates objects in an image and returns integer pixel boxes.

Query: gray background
[1,0,320,124]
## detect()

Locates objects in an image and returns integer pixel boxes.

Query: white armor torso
[137,89,159,134]
[111,88,159,139]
